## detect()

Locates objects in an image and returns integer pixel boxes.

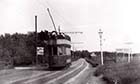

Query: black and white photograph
[0,0,140,84]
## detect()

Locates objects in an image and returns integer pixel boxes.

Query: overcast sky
[1,0,140,52]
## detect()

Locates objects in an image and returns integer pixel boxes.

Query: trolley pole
[35,16,38,65]
[47,8,57,32]
[98,29,103,65]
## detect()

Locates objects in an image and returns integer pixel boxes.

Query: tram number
[37,47,44,55]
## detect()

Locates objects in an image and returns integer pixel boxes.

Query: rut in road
[46,61,87,84]
[25,61,85,84]
[10,59,84,84]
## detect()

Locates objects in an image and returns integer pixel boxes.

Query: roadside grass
[94,60,140,84]
[85,58,99,67]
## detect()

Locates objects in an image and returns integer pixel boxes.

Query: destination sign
[37,47,44,55]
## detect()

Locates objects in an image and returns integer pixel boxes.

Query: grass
[94,60,140,84]
[85,57,99,67]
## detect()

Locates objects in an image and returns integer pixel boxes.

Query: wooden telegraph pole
[35,16,38,65]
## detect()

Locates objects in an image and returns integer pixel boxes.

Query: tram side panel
[48,39,71,68]
[48,45,71,68]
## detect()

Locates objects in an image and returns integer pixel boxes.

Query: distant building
[132,53,140,61]
[116,53,128,63]
[90,52,96,57]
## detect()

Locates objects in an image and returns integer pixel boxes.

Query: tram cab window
[66,48,71,55]
[58,47,63,55]
[58,46,66,55]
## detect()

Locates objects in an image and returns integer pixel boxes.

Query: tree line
[0,32,36,68]
[0,32,92,69]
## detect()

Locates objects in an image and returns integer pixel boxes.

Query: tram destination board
[37,47,44,55]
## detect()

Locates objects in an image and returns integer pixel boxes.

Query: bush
[0,32,37,68]
[94,61,140,84]
[85,58,99,67]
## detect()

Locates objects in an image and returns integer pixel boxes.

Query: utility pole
[35,16,38,65]
[98,28,103,65]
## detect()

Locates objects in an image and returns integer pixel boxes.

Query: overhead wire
[36,0,54,31]
[44,0,71,23]
[40,0,74,29]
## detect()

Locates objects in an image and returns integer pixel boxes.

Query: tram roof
[49,31,71,41]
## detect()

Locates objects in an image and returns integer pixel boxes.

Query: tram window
[66,48,71,55]
[58,46,66,55]
[63,47,66,55]
[58,47,63,55]
[53,46,57,55]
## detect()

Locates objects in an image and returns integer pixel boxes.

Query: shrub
[94,61,140,84]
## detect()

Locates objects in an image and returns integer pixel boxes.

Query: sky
[1,0,140,52]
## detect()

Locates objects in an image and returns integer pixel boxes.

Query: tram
[47,31,71,68]
[45,8,71,68]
